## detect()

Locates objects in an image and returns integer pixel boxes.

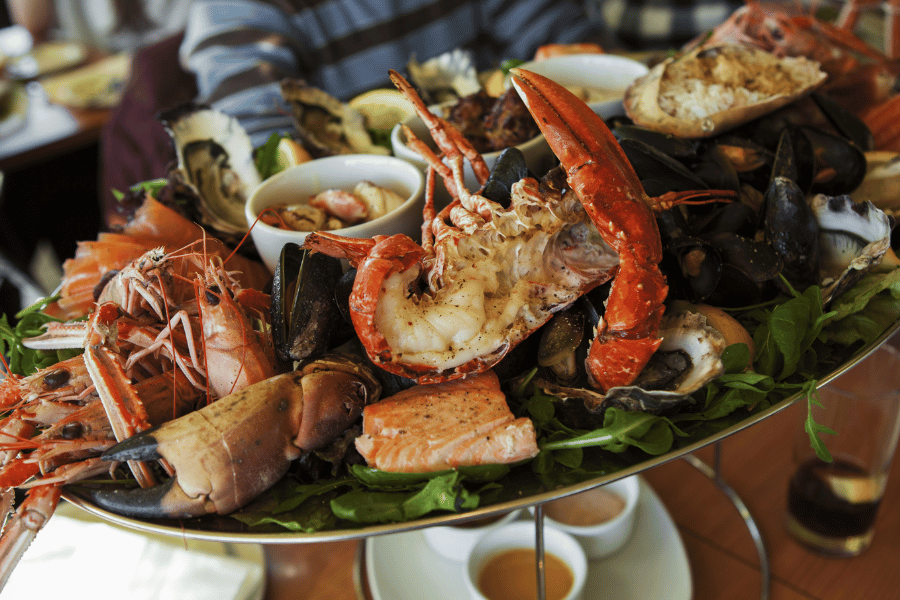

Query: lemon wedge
[275,137,312,171]
[349,89,416,131]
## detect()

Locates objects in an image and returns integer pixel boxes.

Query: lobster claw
[80,357,381,519]
[510,68,667,391]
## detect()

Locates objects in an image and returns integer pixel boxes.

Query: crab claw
[80,356,381,519]
[509,68,667,391]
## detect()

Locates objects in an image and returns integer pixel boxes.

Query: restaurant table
[260,399,900,600]
[0,30,111,291]
[0,80,111,173]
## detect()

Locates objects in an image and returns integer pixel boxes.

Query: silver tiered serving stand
[62,321,900,600]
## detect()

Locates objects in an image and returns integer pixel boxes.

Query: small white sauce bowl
[532,475,641,560]
[422,509,523,562]
[390,101,555,200]
[244,154,425,273]
[464,520,587,600]
[515,54,649,119]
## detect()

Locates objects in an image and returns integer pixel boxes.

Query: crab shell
[623,44,827,139]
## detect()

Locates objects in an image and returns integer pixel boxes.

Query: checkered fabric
[587,0,745,50]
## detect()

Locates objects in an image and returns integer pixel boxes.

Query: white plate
[6,500,266,600]
[365,477,691,600]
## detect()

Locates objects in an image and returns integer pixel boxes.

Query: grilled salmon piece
[355,370,539,472]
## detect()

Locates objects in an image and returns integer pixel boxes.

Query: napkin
[2,504,264,600]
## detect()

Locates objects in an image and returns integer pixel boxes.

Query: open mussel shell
[534,297,598,388]
[272,243,350,363]
[658,209,723,303]
[623,44,827,139]
[797,125,867,196]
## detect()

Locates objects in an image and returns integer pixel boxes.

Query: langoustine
[0,244,278,585]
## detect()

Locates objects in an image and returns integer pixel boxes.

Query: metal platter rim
[61,317,900,544]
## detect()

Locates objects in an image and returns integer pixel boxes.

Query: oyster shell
[811,193,893,303]
[160,105,262,238]
[535,309,727,427]
[623,44,827,138]
[280,79,389,157]
[407,49,481,105]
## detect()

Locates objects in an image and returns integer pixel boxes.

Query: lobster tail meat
[510,68,667,391]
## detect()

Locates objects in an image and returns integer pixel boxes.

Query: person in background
[179,0,608,147]
[585,0,743,50]
[5,0,191,52]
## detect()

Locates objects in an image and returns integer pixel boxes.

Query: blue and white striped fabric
[180,0,602,146]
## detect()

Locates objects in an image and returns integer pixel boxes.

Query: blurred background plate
[42,52,131,108]
[0,81,28,138]
[5,40,88,80]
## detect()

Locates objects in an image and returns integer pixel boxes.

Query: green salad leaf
[0,295,82,376]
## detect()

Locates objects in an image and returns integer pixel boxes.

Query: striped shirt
[179,0,603,145]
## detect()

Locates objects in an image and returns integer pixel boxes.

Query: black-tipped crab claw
[81,355,381,519]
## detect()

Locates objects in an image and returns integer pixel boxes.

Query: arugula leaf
[0,296,81,376]
[540,408,682,455]
[331,471,480,523]
[804,382,836,462]
[111,178,169,202]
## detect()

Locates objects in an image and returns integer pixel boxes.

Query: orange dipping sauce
[477,548,573,600]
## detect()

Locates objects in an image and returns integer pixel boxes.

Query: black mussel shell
[272,243,346,363]
[481,147,530,208]
[702,231,783,307]
[533,296,598,388]
[612,124,698,159]
[769,128,813,193]
[619,138,708,193]
[690,143,740,194]
[764,176,820,290]
[658,210,723,303]
[811,92,874,152]
[797,125,867,196]
[334,268,357,324]
[691,201,760,239]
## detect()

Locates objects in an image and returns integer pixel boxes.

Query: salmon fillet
[355,370,539,473]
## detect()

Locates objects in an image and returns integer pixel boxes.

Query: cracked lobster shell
[623,44,828,139]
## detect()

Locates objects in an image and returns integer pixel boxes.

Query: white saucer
[365,476,691,600]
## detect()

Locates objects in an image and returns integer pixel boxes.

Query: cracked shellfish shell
[623,44,827,139]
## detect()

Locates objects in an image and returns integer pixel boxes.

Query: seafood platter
[4,3,900,585]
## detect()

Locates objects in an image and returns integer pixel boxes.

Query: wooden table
[261,400,900,600]
[0,81,111,173]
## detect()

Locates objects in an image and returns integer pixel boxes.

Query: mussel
[272,243,352,363]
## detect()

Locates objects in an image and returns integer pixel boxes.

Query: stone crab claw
[79,355,381,519]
